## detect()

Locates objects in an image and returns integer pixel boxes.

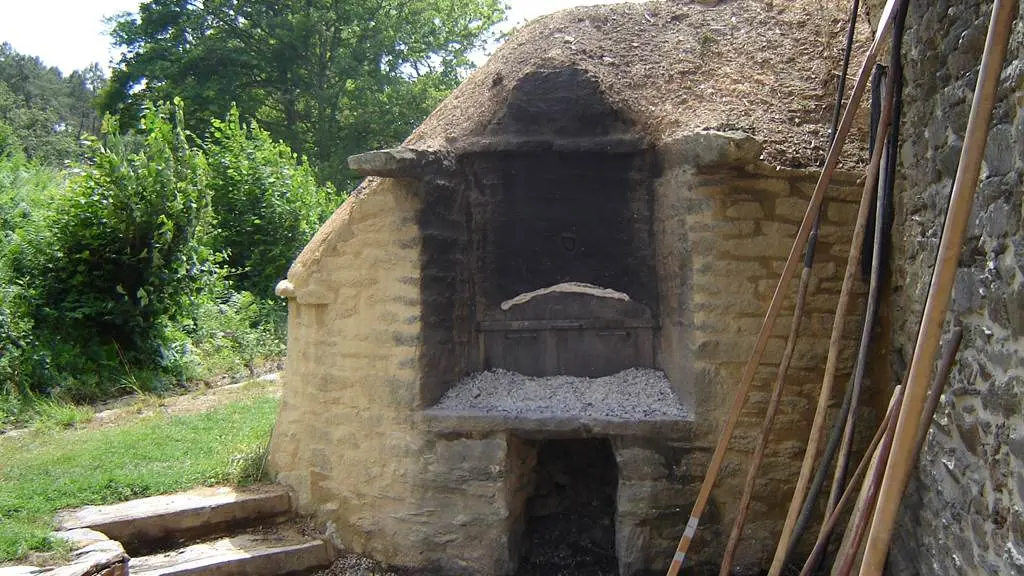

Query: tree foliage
[0,98,314,401]
[1,0,510,408]
[100,0,506,188]
[206,106,336,299]
[22,100,215,390]
[0,148,63,391]
[0,43,104,166]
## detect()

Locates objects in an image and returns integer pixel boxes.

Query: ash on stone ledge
[433,368,690,421]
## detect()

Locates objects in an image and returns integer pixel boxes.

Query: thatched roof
[406,0,873,168]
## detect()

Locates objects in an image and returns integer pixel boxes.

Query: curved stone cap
[277,177,413,302]
[405,0,872,169]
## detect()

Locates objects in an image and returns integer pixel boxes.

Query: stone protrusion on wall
[347,147,453,180]
[661,130,764,170]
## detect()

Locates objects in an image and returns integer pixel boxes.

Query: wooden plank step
[55,485,292,547]
[130,530,330,576]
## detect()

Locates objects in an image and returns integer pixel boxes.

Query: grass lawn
[0,393,280,563]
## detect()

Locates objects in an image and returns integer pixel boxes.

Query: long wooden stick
[826,93,890,518]
[912,326,963,458]
[832,396,900,576]
[829,1,907,526]
[661,3,900,573]
[829,429,882,576]
[823,165,890,576]
[858,3,1017,573]
[767,13,901,572]
[717,264,815,576]
[798,384,905,576]
[832,328,963,575]
[785,372,855,563]
[717,4,863,569]
[789,62,889,563]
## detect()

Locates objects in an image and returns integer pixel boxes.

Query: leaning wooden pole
[831,328,963,576]
[829,0,907,525]
[717,263,815,576]
[798,384,905,576]
[767,15,901,573]
[832,396,900,576]
[913,326,964,455]
[826,105,890,520]
[716,3,862,570]
[661,3,900,573]
[858,3,1017,573]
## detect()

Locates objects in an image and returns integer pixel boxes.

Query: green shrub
[0,99,326,409]
[168,282,286,382]
[205,107,335,299]
[0,150,63,395]
[14,100,216,399]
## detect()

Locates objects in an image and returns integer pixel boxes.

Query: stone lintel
[659,130,763,169]
[454,134,643,155]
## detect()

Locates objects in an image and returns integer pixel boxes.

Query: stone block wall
[268,178,435,564]
[651,144,875,570]
[879,1,1024,573]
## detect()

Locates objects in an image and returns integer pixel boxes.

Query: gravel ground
[434,368,689,420]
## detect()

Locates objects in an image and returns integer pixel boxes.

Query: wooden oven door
[477,290,655,378]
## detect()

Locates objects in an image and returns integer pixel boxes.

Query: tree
[0,43,105,166]
[27,100,214,377]
[100,0,506,189]
[205,106,335,299]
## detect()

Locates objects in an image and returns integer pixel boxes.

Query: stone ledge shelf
[422,368,695,439]
[346,147,451,179]
[420,409,696,439]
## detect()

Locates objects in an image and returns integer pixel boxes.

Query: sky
[0,0,637,74]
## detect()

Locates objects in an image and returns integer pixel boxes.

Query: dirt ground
[85,367,284,431]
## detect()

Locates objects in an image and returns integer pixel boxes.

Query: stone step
[130,528,331,576]
[55,486,292,548]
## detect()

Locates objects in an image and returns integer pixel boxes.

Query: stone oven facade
[268,2,873,574]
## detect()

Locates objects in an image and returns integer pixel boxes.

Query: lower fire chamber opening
[514,438,618,576]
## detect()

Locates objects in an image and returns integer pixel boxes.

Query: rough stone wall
[884,1,1024,574]
[654,141,873,571]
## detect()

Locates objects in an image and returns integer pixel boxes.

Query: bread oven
[410,68,691,575]
[268,6,867,571]
[415,66,672,401]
